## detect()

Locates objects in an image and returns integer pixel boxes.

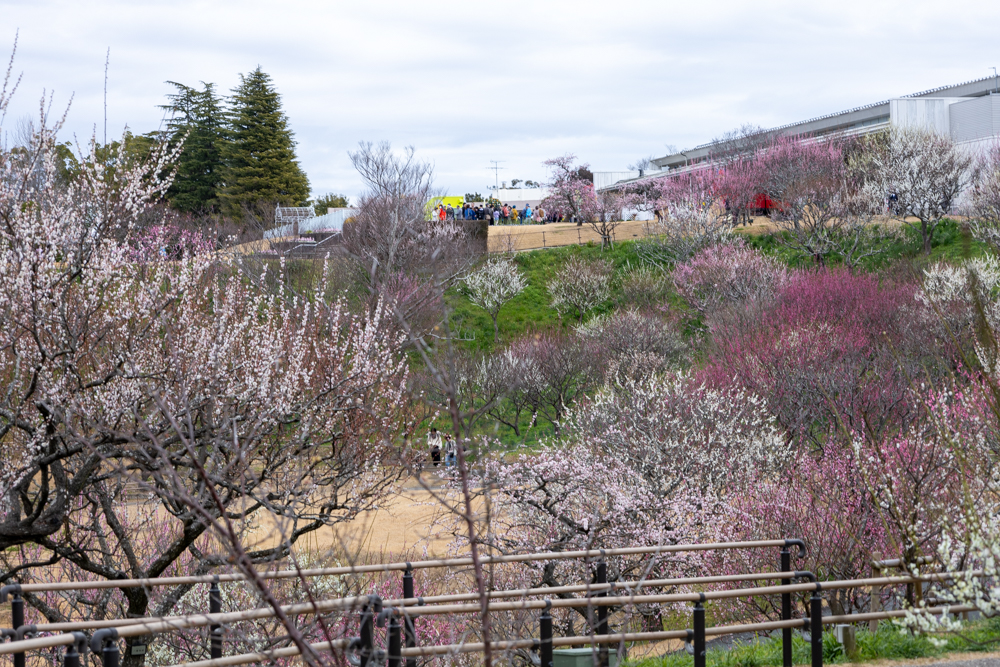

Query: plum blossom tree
[548,255,612,321]
[474,344,544,438]
[0,72,411,665]
[566,372,791,496]
[589,187,635,249]
[702,268,928,446]
[577,309,688,382]
[451,370,790,632]
[869,127,976,254]
[969,141,1000,251]
[462,255,527,341]
[672,241,789,318]
[757,136,850,266]
[637,170,733,268]
[541,154,597,225]
[513,330,599,432]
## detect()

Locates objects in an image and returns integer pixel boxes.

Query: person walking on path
[493,208,500,225]
[438,205,446,222]
[444,434,457,468]
[524,204,532,223]
[427,427,442,467]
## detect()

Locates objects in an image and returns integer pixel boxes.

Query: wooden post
[869,563,881,633]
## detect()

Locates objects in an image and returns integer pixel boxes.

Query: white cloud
[2,0,998,199]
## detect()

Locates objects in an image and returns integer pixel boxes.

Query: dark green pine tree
[161,81,226,213]
[220,68,310,217]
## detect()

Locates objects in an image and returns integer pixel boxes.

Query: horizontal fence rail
[0,539,804,595]
[0,570,811,644]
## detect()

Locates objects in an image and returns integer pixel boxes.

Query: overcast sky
[1,0,998,202]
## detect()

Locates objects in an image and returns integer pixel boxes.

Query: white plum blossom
[462,255,527,341]
[548,255,612,322]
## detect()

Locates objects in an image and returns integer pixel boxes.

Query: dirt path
[245,475,458,560]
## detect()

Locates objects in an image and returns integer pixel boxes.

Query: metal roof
[649,74,998,171]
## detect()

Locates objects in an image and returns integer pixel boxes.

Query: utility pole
[488,161,505,192]
[993,67,998,94]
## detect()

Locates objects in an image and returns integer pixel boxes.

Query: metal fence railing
[0,540,983,667]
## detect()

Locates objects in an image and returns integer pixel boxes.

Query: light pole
[993,67,998,94]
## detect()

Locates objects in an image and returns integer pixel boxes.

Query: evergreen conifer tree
[162,82,226,213]
[220,68,310,217]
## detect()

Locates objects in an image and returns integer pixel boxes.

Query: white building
[598,75,1000,191]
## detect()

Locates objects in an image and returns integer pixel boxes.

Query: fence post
[387,608,402,667]
[781,547,792,667]
[63,633,87,667]
[210,576,223,660]
[693,595,706,667]
[359,594,382,667]
[810,585,823,667]
[360,597,374,667]
[402,564,416,667]
[91,629,120,667]
[596,559,608,667]
[1,585,25,667]
[540,600,553,667]
[542,231,546,248]
[870,562,881,633]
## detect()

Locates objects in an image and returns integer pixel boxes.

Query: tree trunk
[122,634,152,667]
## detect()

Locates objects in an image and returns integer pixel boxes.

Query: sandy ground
[242,473,459,561]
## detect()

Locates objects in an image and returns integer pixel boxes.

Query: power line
[488,160,506,190]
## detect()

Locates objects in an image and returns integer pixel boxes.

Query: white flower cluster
[918,255,1000,369]
[563,371,791,495]
[462,256,527,322]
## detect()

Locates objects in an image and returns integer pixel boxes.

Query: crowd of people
[432,202,568,225]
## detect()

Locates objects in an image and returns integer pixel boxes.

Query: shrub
[577,309,688,382]
[672,242,789,317]
[548,255,613,321]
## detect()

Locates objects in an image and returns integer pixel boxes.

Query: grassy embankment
[439,218,986,446]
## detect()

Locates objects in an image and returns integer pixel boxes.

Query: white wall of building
[950,95,1000,143]
[889,98,965,135]
[489,187,549,208]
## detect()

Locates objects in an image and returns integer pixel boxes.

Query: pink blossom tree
[541,154,597,226]
[637,169,734,267]
[701,268,929,446]
[672,241,789,318]
[756,136,849,266]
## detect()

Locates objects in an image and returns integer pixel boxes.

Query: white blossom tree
[870,127,976,254]
[969,141,1000,251]
[0,63,411,666]
[462,255,527,341]
[548,255,612,322]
